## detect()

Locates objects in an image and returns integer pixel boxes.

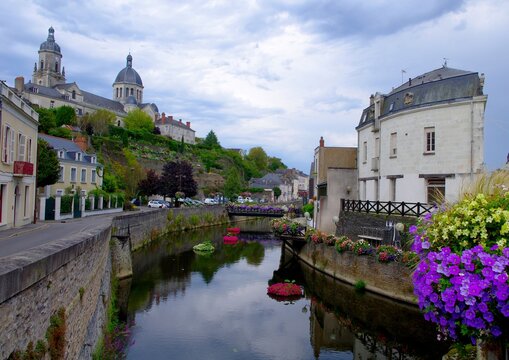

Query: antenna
[401,69,407,84]
[443,57,449,67]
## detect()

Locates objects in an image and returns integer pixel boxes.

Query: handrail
[341,199,434,217]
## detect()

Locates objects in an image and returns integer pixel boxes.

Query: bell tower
[32,27,66,87]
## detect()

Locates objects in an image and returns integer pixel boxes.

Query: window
[76,153,82,161]
[130,88,134,96]
[390,132,397,157]
[59,166,64,182]
[374,179,379,201]
[72,90,76,99]
[116,88,119,98]
[91,169,97,183]
[389,179,396,201]
[58,150,64,159]
[0,184,4,223]
[427,178,445,204]
[70,167,77,182]
[81,169,86,183]
[40,60,44,70]
[363,141,367,163]
[90,156,96,164]
[2,125,14,164]
[18,134,26,161]
[425,127,436,153]
[55,62,58,72]
[27,138,32,163]
[125,88,128,97]
[389,102,394,111]
[374,137,380,157]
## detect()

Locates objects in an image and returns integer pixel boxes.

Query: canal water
[124,219,450,359]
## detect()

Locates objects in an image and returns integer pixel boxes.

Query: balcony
[13,161,34,176]
[371,157,379,171]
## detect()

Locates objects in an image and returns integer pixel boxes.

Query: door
[73,193,82,218]
[45,197,55,220]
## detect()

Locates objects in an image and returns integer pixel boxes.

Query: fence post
[39,195,46,221]
[401,201,406,216]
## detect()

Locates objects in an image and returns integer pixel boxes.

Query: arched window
[55,62,58,72]
[125,88,128,97]
[130,88,134,96]
[116,88,119,98]
[72,90,76,99]
[40,60,44,70]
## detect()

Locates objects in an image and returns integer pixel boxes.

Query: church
[12,27,195,143]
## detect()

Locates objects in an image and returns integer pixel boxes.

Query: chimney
[408,77,412,86]
[15,76,24,93]
[319,136,324,147]
[161,112,166,124]
[186,121,191,128]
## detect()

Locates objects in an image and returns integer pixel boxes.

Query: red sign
[13,161,34,176]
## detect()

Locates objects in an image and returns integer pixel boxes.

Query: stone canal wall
[112,205,228,251]
[0,222,112,359]
[290,241,416,304]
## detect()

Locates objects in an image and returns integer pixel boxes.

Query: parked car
[244,197,254,203]
[148,200,165,208]
[237,196,245,203]
[204,198,217,205]
[131,198,141,206]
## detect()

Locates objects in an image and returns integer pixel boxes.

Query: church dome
[39,27,61,53]
[114,54,143,86]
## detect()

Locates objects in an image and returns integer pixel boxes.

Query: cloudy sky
[0,0,507,172]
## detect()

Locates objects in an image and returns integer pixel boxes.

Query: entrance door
[13,186,19,227]
[73,193,82,218]
[45,197,56,220]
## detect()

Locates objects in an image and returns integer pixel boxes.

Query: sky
[0,0,507,173]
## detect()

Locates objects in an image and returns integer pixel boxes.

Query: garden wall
[0,222,112,359]
[293,241,416,304]
[112,205,228,251]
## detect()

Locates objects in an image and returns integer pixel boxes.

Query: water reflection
[126,222,449,359]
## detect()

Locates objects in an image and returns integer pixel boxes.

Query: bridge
[226,204,301,218]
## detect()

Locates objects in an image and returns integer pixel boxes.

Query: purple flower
[409,225,418,234]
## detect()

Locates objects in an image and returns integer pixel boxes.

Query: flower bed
[227,204,286,215]
[271,218,306,237]
[267,281,303,301]
[412,190,509,344]
[193,240,215,253]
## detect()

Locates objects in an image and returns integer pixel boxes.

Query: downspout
[470,99,474,178]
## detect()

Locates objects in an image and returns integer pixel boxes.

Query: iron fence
[341,199,434,217]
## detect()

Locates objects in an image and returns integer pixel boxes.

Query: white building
[154,113,195,144]
[357,66,487,204]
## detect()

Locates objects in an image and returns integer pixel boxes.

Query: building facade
[0,81,39,228]
[312,137,357,233]
[39,134,103,196]
[356,66,487,204]
[155,113,196,144]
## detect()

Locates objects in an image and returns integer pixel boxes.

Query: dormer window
[58,150,64,159]
[72,90,76,99]
[76,153,82,161]
[90,156,96,164]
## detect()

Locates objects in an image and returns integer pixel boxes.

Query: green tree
[55,105,77,127]
[102,173,118,193]
[223,167,243,198]
[273,186,282,200]
[36,139,60,188]
[124,109,154,132]
[36,107,57,133]
[48,127,72,139]
[203,130,221,148]
[247,147,268,173]
[82,109,116,135]
[268,156,287,171]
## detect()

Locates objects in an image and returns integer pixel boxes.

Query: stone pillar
[54,189,63,220]
[80,190,86,214]
[89,195,95,211]
[98,196,104,210]
[39,195,46,221]
[108,196,111,209]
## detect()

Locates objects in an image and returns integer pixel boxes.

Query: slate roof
[357,66,483,129]
[114,54,143,86]
[39,27,61,53]
[154,118,195,132]
[249,173,283,188]
[39,133,102,166]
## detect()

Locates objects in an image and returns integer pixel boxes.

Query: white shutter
[18,134,26,161]
[1,126,6,163]
[9,130,15,164]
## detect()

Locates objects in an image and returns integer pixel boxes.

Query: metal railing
[341,199,434,217]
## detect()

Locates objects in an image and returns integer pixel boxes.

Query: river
[124,219,450,359]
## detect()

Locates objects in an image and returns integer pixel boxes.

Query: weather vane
[443,58,449,67]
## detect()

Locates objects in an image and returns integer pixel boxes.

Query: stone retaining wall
[112,205,228,251]
[0,223,112,359]
[293,241,416,304]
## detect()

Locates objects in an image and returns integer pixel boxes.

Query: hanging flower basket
[226,227,240,234]
[267,282,303,301]
[223,235,238,244]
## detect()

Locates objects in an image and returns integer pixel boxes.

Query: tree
[55,105,77,127]
[273,186,282,200]
[36,139,60,188]
[268,156,287,171]
[124,109,154,132]
[203,130,220,148]
[223,167,243,198]
[137,169,162,196]
[247,147,268,173]
[81,109,115,136]
[160,160,197,202]
[48,127,72,139]
[36,107,57,133]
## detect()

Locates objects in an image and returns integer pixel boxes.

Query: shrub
[335,236,354,253]
[354,280,366,292]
